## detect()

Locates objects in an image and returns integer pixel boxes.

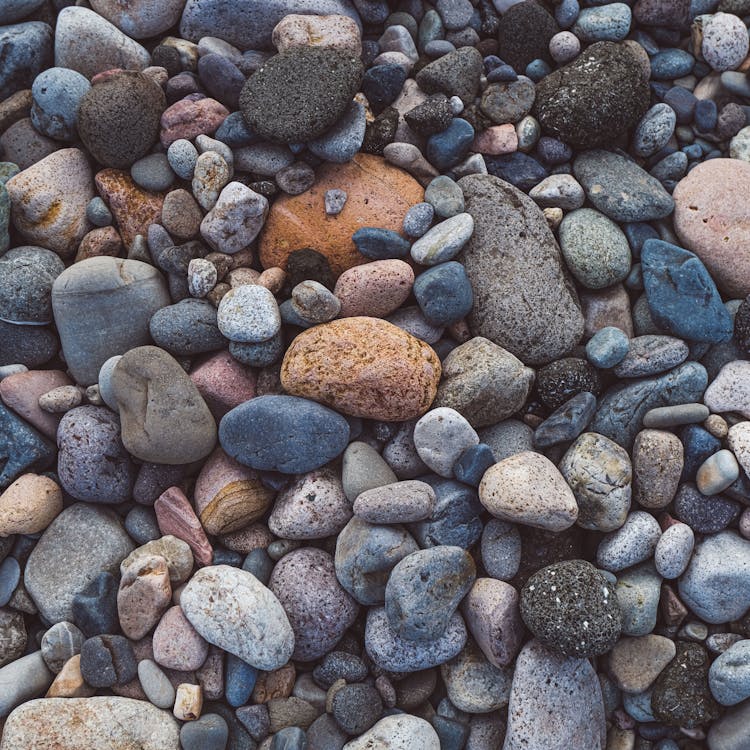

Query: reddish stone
[152,605,209,672]
[154,486,213,567]
[160,98,229,147]
[75,226,123,261]
[189,350,256,420]
[219,522,274,554]
[0,370,72,439]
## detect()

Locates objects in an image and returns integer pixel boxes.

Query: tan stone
[117,554,172,640]
[259,154,423,277]
[272,14,361,55]
[46,655,96,698]
[0,474,63,537]
[281,316,441,421]
[173,683,202,721]
[608,635,676,693]
[334,259,414,318]
[75,226,123,261]
[252,664,297,703]
[632,429,683,509]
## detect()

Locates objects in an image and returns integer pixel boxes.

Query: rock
[24,503,134,624]
[57,406,136,503]
[334,259,413,319]
[673,158,750,298]
[269,547,358,661]
[415,47,483,106]
[558,432,632,532]
[0,247,64,325]
[652,642,720,728]
[0,22,52,101]
[0,401,54,490]
[138,659,176,709]
[217,284,279,343]
[533,392,597,448]
[521,560,622,658]
[89,0,185,39]
[534,41,649,148]
[441,641,512,714]
[479,451,578,531]
[160,98,229,148]
[344,440,397,502]
[708,697,750,750]
[353,480,435,524]
[702,11,749,71]
[0,369,71,440]
[154,486,213,568]
[46,653,94,699]
[151,604,208,672]
[180,565,294,670]
[52,257,170,386]
[573,149,674,223]
[179,0,361,51]
[0,473,61,536]
[259,154,423,277]
[413,408,479,478]
[610,635,676,694]
[117,554,171,640]
[77,72,165,169]
[219,395,350,473]
[0,608,27,667]
[678,531,750,623]
[281,317,440,421]
[458,173,583,366]
[149,299,224,358]
[79,634,136,688]
[111,346,216,465]
[708,639,750,705]
[596,510,661,571]
[654,521,694,579]
[5,148,93,258]
[705,361,750,418]
[0,651,53,717]
[0,696,180,748]
[503,640,606,750]
[613,335,689,378]
[121,535,194,587]
[342,714,440,750]
[272,13,362,55]
[537,358,601,411]
[40,622,84,674]
[200,182,269,255]
[616,562,662,636]
[54,7,150,78]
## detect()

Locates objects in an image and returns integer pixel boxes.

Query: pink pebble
[334,259,414,318]
[152,605,209,672]
[160,98,229,147]
[740,507,750,539]
[154,486,213,567]
[0,370,72,439]
[472,124,518,156]
[189,350,256,420]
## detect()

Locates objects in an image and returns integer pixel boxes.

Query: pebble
[643,403,710,429]
[181,713,229,750]
[152,605,208,672]
[343,714,440,750]
[201,182,269,255]
[697,449,740,495]
[609,635,677,694]
[615,562,662,636]
[654,522,694,578]
[334,259,413,319]
[479,451,579,531]
[633,103,677,158]
[272,14,362,55]
[596,511,662,572]
[702,11,749,71]
[353,480,436,523]
[441,641,512,714]
[30,67,90,142]
[40,622,84,674]
[480,519,522,581]
[0,473,62,536]
[415,47,483,106]
[137,659,176,709]
[79,634,136,688]
[572,3,632,43]
[587,327,631,368]
[675,482,741,533]
[709,639,750,705]
[613,335,688,378]
[410,213,474,266]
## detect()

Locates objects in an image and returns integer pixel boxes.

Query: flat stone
[0,473,62,536]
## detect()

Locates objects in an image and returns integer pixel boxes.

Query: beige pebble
[705,413,729,439]
[258,267,286,294]
[117,554,172,640]
[38,385,84,413]
[0,473,63,536]
[174,683,202,721]
[45,654,95,698]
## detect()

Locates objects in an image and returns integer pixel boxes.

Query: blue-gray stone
[633,103,677,158]
[612,335,689,378]
[0,320,58,368]
[130,153,175,193]
[413,261,473,326]
[586,326,630,368]
[242,548,274,585]
[219,395,351,473]
[149,299,226,357]
[225,654,258,708]
[181,714,230,750]
[271,726,307,750]
[533,391,597,448]
[229,333,284,367]
[708,639,750,706]
[674,483,740,534]
[124,506,161,545]
[0,246,65,325]
[681,424,720,482]
[427,117,475,171]
[649,48,695,80]
[0,402,55,490]
[86,197,113,227]
[72,572,119,637]
[0,557,20,608]
[1,0,46,24]
[30,66,90,141]
[214,111,258,148]
[198,53,245,110]
[308,101,366,163]
[573,149,674,222]
[454,443,495,487]
[179,0,361,50]
[352,227,411,260]
[485,152,549,192]
[641,238,733,344]
[424,175,464,218]
[403,202,435,238]
[590,361,708,448]
[572,3,631,42]
[0,22,53,100]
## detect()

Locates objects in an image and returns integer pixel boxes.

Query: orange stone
[258,153,423,277]
[95,169,165,250]
[280,316,441,421]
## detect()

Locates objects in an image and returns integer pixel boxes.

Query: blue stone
[124,506,161,545]
[225,654,259,708]
[454,443,495,487]
[433,715,470,750]
[631,30,659,55]
[409,476,483,548]
[426,118,475,171]
[270,727,307,750]
[663,86,697,125]
[403,202,435,238]
[215,112,259,147]
[242,548,274,585]
[279,299,312,328]
[229,333,284,367]
[586,326,630,368]
[572,3,632,43]
[0,402,55,490]
[361,64,408,113]
[30,66,90,141]
[483,55,504,72]
[694,99,717,132]
[680,424,720,482]
[525,59,551,81]
[487,64,517,82]
[180,714,230,750]
[352,227,411,259]
[534,391,597,448]
[219,395,351,474]
[149,298,225,357]
[485,152,549,191]
[649,49,695,80]
[590,361,708,448]
[682,143,703,160]
[536,136,573,165]
[413,261,473,326]
[72,571,119,637]
[0,557,20,607]
[0,22,53,100]
[555,0,579,28]
[641,239,733,344]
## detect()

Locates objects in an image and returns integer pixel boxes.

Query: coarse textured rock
[272,13,362,55]
[0,247,64,325]
[0,370,71,440]
[0,697,180,749]
[121,535,194,587]
[24,503,134,624]
[0,473,62,537]
[200,182,269,255]
[609,635,677,693]
[705,361,750,418]
[0,22,53,102]
[343,714,440,750]
[281,317,441,421]
[180,565,295,669]
[0,401,54,491]
[458,174,583,366]
[89,0,186,39]
[441,641,512,714]
[415,47,483,106]
[503,640,606,750]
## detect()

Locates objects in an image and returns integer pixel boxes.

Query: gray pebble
[616,562,662,636]
[424,175,465,218]
[643,403,710,428]
[40,621,84,673]
[480,519,521,581]
[403,202,435,238]
[654,522,694,579]
[413,407,479,478]
[325,189,347,216]
[130,153,175,192]
[633,103,677,158]
[167,138,199,180]
[612,335,688,378]
[138,658,176,709]
[597,511,662,572]
[86,197,112,227]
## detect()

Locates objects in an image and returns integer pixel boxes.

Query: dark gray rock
[149,298,226,356]
[0,401,55,490]
[0,247,65,325]
[415,47,483,106]
[0,22,53,101]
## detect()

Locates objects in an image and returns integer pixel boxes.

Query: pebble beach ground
[2,0,750,748]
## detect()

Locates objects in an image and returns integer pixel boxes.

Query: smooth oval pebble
[654,522,694,579]
[353,480,436,524]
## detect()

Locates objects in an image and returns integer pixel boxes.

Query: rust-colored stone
[281,316,441,421]
[75,226,123,261]
[251,664,296,703]
[154,486,213,567]
[259,153,423,277]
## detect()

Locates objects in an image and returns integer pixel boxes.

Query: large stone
[180,565,295,670]
[0,697,179,749]
[457,173,583,366]
[111,346,217,465]
[259,153,423,276]
[503,640,606,750]
[89,0,186,39]
[0,22,53,101]
[24,503,135,624]
[343,715,439,750]
[51,257,170,386]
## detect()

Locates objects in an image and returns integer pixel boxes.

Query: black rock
[485,152,549,191]
[149,298,226,357]
[79,633,137,687]
[313,651,369,688]
[536,357,602,410]
[362,106,399,155]
[415,47,484,105]
[520,559,622,658]
[240,47,363,143]
[331,683,384,735]
[71,571,119,637]
[405,94,454,136]
[361,64,408,114]
[497,0,558,71]
[284,248,336,292]
[534,41,650,148]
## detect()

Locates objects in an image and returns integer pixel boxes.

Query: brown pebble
[334,259,414,318]
[75,226,123,261]
[45,654,95,698]
[117,554,172,640]
[154,486,214,567]
[162,189,202,239]
[252,664,297,704]
[174,683,202,721]
[0,473,63,537]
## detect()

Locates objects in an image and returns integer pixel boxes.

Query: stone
[5,148,93,258]
[702,11,749,71]
[333,259,413,319]
[219,395,350,473]
[137,659,175,709]
[160,98,229,148]
[480,78,536,126]
[0,608,27,668]
[89,0,185,39]
[24,503,134,624]
[573,150,674,223]
[410,214,473,266]
[112,346,216,464]
[708,700,750,750]
[343,714,440,750]
[697,449,740,495]
[479,451,578,531]
[503,640,606,750]
[79,634,136,688]
[441,641,512,714]
[458,173,583,366]
[596,511,661,572]
[0,247,64,325]
[272,13,362,55]
[121,536,194,587]
[117,554,171,640]
[534,41,649,148]
[709,639,750,705]
[610,635,676,694]
[269,547,358,661]
[154,486,214,568]
[259,154,423,277]
[152,605,208,672]
[415,47,483,106]
[529,174,586,211]
[46,654,94,699]
[413,408,479,478]
[40,622,84,674]
[705,361,750,418]
[655,522,694,579]
[0,697,179,748]
[521,560,622,658]
[281,317,440,421]
[613,335,689,378]
[0,473,62,536]
[673,158,750,298]
[54,7,150,78]
[52,257,170,385]
[0,401,54,490]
